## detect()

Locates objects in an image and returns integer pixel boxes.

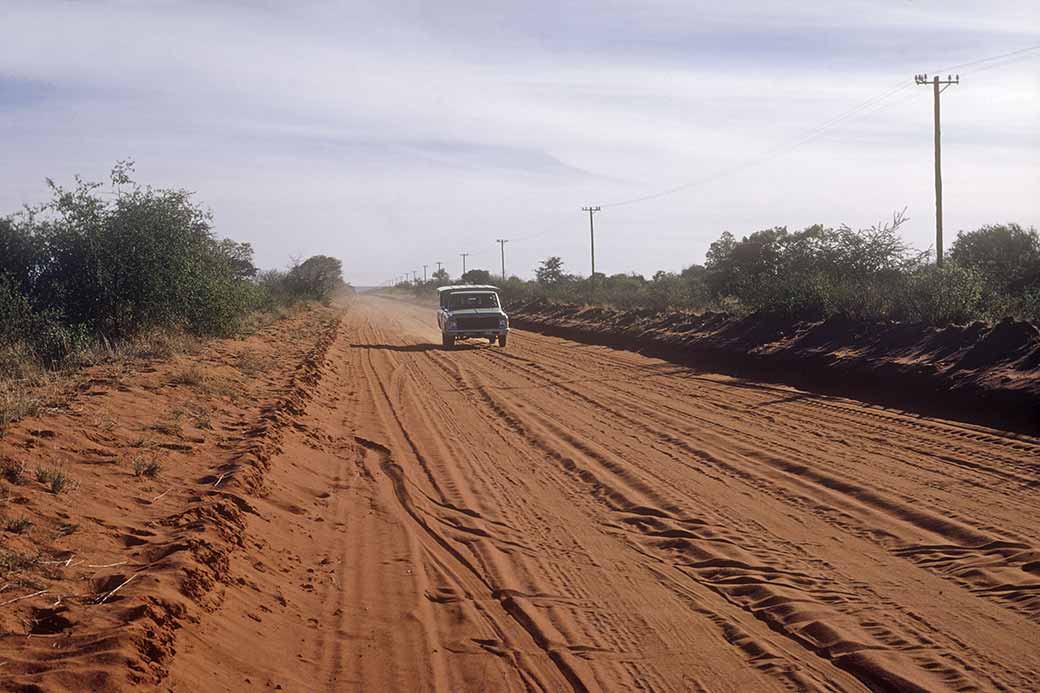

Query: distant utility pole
[582,206,601,280]
[423,264,428,283]
[460,253,469,276]
[436,261,443,273]
[915,73,959,266]
[412,270,418,282]
[496,239,509,280]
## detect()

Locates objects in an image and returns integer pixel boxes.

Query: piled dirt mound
[0,305,342,691]
[507,301,1040,434]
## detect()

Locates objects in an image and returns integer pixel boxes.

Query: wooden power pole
[915,73,959,266]
[460,253,469,277]
[582,206,601,280]
[496,239,508,280]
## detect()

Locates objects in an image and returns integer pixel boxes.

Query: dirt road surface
[159,294,1040,692]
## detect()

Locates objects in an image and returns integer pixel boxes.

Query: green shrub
[895,263,983,325]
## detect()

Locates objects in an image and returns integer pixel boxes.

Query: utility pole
[915,73,959,266]
[496,239,509,280]
[460,253,469,277]
[582,206,601,280]
[423,264,428,283]
[436,261,443,273]
[412,271,418,283]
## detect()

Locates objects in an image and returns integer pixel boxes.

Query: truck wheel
[442,334,455,349]
[497,334,507,348]
[488,337,496,344]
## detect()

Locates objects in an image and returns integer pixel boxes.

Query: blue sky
[1,0,1038,284]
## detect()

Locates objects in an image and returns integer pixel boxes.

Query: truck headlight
[499,317,508,328]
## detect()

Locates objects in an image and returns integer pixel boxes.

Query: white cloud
[1,0,1037,284]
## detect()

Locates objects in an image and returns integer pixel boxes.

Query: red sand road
[4,294,1040,691]
[168,295,1040,692]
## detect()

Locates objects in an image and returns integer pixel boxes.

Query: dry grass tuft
[169,364,208,387]
[234,349,276,376]
[131,455,162,478]
[2,515,33,534]
[147,419,183,437]
[1,458,28,484]
[0,346,68,436]
[34,465,77,495]
[0,548,39,575]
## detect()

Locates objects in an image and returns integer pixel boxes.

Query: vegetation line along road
[1,162,350,434]
[395,212,1039,327]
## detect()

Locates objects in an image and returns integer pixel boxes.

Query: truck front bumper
[443,328,509,339]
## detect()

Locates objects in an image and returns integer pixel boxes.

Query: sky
[1,0,1038,286]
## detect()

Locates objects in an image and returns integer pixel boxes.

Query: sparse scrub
[234,349,275,375]
[3,515,33,534]
[0,161,347,432]
[169,365,208,387]
[426,213,1037,327]
[131,455,162,478]
[1,458,27,484]
[47,468,75,495]
[35,465,76,494]
[0,548,39,575]
[147,419,183,437]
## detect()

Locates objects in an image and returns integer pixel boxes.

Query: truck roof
[436,285,500,293]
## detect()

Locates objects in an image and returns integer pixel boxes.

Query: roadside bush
[950,223,1040,292]
[1,161,346,365]
[892,263,984,325]
[285,255,346,303]
[397,214,1034,327]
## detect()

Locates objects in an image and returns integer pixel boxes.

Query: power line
[600,80,914,208]
[596,43,1040,210]
[394,43,1040,278]
[931,43,1040,74]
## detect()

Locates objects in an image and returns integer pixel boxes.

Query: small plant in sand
[35,465,76,494]
[2,515,33,534]
[1,458,27,484]
[169,364,208,387]
[147,419,183,437]
[0,548,39,575]
[234,349,275,376]
[49,468,76,494]
[93,414,117,433]
[131,456,162,478]
[55,523,79,537]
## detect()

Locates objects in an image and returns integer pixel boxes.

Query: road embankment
[507,299,1040,433]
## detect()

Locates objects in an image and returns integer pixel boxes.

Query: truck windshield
[448,293,499,309]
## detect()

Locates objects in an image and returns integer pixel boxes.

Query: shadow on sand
[350,342,486,353]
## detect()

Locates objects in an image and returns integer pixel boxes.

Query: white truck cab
[436,285,509,349]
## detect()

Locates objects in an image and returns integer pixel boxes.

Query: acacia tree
[535,256,565,286]
[286,255,345,302]
[950,224,1040,291]
[461,268,492,284]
